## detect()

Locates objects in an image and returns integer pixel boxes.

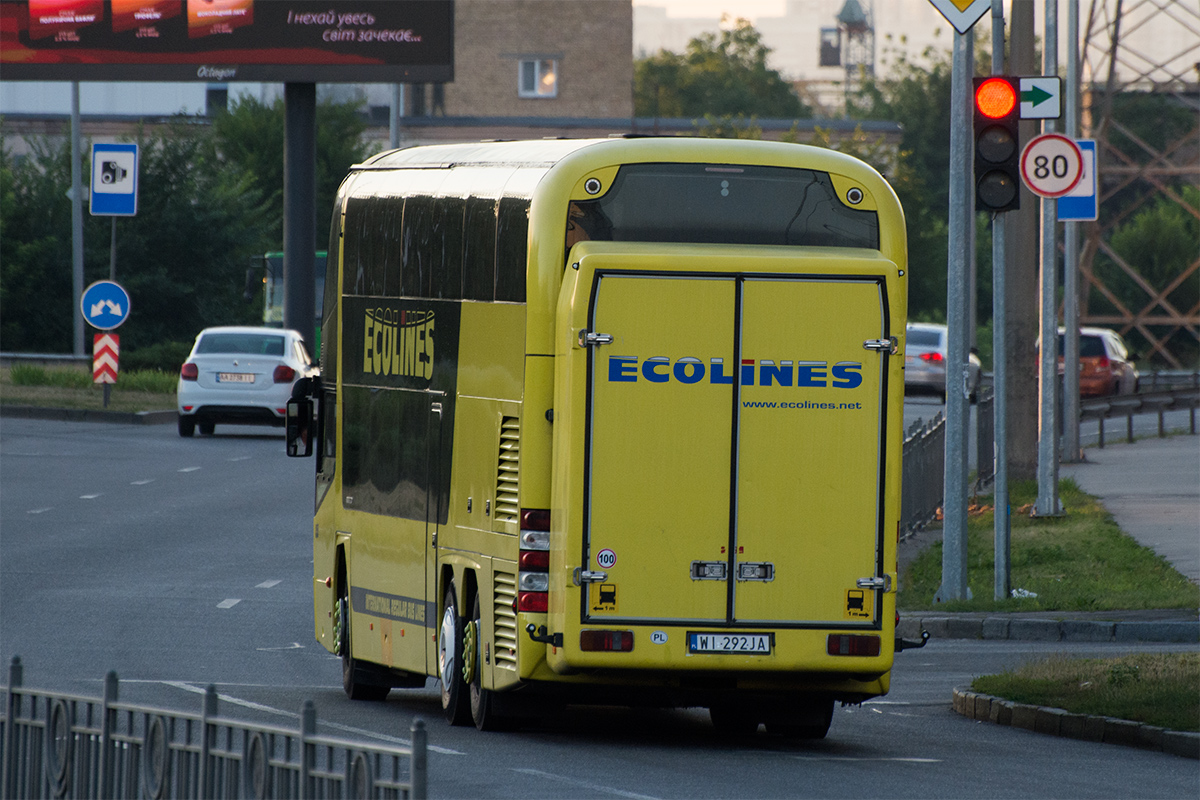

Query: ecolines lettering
[363,308,434,380]
[608,357,863,389]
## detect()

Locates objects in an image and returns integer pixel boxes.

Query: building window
[519,59,558,98]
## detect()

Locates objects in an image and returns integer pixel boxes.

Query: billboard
[0,0,453,82]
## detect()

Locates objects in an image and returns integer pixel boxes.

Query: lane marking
[510,769,662,799]
[131,479,154,485]
[161,682,464,754]
[256,643,304,651]
[27,508,52,515]
[792,756,943,763]
[217,599,241,609]
[178,467,201,473]
[80,493,102,499]
[228,456,252,462]
[256,579,282,589]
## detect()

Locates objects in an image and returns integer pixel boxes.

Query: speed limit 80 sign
[1020,133,1083,198]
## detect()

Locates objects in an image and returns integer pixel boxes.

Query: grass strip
[900,478,1200,612]
[973,652,1200,732]
[1,366,177,413]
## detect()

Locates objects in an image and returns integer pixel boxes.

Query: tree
[210,95,369,246]
[1093,186,1200,365]
[1,96,371,360]
[635,17,810,120]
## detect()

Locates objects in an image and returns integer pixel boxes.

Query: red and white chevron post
[93,334,119,384]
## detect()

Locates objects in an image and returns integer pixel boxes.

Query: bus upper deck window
[565,163,879,252]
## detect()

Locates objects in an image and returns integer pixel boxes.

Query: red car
[1059,327,1140,397]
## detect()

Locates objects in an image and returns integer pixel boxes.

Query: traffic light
[973,76,1021,212]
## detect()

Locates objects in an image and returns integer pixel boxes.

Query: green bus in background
[252,251,326,350]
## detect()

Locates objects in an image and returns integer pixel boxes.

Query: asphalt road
[1,417,1197,798]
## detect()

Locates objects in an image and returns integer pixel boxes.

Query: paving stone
[1010,703,1039,731]
[1161,730,1200,760]
[1008,619,1062,641]
[1114,621,1200,643]
[946,617,984,639]
[982,617,1010,640]
[1035,707,1067,736]
[1103,717,1144,748]
[1061,620,1114,642]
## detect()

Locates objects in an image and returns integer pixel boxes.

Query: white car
[904,322,982,403]
[177,326,317,437]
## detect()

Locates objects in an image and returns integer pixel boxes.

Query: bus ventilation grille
[493,571,519,670]
[495,417,520,523]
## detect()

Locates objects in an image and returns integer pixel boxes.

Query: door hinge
[573,567,608,586]
[856,575,892,592]
[863,337,898,354]
[578,329,614,347]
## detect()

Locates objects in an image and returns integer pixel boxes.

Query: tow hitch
[895,629,930,651]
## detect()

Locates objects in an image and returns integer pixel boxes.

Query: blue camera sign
[90,143,138,216]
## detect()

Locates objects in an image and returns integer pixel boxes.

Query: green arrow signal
[1021,85,1053,107]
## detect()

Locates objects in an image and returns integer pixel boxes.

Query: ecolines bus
[287,137,924,737]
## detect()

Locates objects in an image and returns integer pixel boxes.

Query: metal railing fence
[900,412,945,538]
[1,657,427,800]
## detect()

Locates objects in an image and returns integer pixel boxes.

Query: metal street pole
[72,83,84,358]
[1062,0,1083,463]
[990,0,1011,601]
[937,29,974,603]
[1036,0,1063,516]
[283,83,317,357]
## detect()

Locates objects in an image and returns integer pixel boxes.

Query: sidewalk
[898,432,1200,644]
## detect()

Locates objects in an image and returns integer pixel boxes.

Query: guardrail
[1,657,427,799]
[899,375,1197,537]
[1080,383,1199,448]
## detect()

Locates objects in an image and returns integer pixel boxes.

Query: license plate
[688,632,773,655]
[218,373,254,383]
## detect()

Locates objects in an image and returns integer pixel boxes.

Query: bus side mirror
[286,398,313,457]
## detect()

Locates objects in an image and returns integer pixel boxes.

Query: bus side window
[463,196,498,301]
[496,197,529,303]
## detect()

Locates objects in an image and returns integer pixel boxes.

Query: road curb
[0,405,176,425]
[899,615,1199,644]
[952,686,1200,759]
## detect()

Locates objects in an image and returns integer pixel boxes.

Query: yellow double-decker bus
[287,137,915,737]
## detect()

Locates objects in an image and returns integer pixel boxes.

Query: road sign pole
[936,29,973,603]
[110,217,117,282]
[990,0,1012,601]
[1036,0,1063,517]
[72,83,84,358]
[1062,0,1083,464]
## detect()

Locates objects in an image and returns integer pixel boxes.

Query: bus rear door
[557,245,895,665]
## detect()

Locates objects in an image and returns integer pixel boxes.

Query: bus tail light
[580,630,633,652]
[518,592,548,613]
[180,363,198,381]
[827,634,881,657]
[518,508,550,613]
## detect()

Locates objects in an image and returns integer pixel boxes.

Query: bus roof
[352,137,887,179]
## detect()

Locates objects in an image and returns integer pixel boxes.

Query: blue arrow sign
[81,280,131,330]
[90,143,139,216]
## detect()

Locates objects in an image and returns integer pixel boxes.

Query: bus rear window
[568,163,878,251]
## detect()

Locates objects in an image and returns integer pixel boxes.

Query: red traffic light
[975,77,1017,119]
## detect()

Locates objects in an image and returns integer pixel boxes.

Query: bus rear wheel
[709,705,759,737]
[439,583,472,726]
[468,595,513,731]
[764,696,834,739]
